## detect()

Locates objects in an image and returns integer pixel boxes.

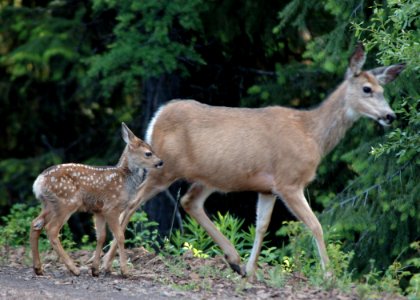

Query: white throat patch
[345,107,359,121]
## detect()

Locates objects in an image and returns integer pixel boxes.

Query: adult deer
[30,123,163,277]
[103,44,404,277]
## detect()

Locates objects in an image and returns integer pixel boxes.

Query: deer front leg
[275,185,330,271]
[245,193,276,279]
[181,183,244,275]
[92,214,106,277]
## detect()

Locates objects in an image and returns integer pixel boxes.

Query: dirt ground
[0,246,402,300]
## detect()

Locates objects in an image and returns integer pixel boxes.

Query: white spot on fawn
[106,173,117,182]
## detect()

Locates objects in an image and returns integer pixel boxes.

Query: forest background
[0,0,418,294]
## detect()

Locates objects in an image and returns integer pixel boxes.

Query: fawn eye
[145,152,152,157]
[363,86,372,94]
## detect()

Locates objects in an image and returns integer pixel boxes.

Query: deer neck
[309,82,359,156]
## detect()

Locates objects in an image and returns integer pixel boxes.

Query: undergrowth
[0,203,418,298]
[166,212,419,298]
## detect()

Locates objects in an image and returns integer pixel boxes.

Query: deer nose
[155,160,164,168]
[386,113,396,123]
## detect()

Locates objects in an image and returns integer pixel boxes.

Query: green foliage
[0,203,43,248]
[273,0,419,291]
[323,0,419,280]
[0,5,85,81]
[0,1,418,297]
[169,215,213,256]
[0,153,62,209]
[125,211,160,252]
[87,0,207,95]
[170,212,274,261]
[182,242,209,259]
[275,220,355,285]
[170,212,242,257]
[0,203,75,251]
[274,220,420,297]
[274,0,366,72]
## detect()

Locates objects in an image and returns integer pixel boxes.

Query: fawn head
[121,123,163,170]
[344,43,405,126]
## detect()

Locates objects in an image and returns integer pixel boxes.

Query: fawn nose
[155,160,164,168]
[386,113,396,123]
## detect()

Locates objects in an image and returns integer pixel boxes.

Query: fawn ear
[121,122,135,144]
[370,64,406,85]
[345,43,366,79]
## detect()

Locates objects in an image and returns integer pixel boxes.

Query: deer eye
[144,152,153,157]
[363,86,372,94]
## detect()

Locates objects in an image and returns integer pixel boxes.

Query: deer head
[344,43,405,126]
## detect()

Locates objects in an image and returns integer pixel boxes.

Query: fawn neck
[308,82,358,156]
[116,146,147,186]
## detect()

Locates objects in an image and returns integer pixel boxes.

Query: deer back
[148,100,320,192]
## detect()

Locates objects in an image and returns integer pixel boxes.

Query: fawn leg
[103,178,169,272]
[92,214,106,276]
[106,214,128,277]
[45,214,80,276]
[30,210,49,275]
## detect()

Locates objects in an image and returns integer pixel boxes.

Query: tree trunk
[137,74,183,239]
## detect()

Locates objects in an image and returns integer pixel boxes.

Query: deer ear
[345,43,366,79]
[370,64,406,85]
[121,122,134,144]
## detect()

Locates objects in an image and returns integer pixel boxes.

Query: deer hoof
[229,262,246,276]
[33,266,44,276]
[323,270,334,280]
[246,271,257,282]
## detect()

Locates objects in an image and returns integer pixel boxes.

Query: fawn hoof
[70,267,81,276]
[33,266,44,276]
[91,267,100,277]
[120,269,129,278]
[103,265,112,275]
[102,259,113,273]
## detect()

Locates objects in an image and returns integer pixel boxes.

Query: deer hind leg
[44,210,80,276]
[30,208,50,275]
[245,193,276,279]
[103,176,171,273]
[181,183,243,275]
[105,213,128,277]
[92,214,106,277]
[276,186,330,270]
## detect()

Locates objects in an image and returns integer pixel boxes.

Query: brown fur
[103,45,404,278]
[30,124,163,277]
